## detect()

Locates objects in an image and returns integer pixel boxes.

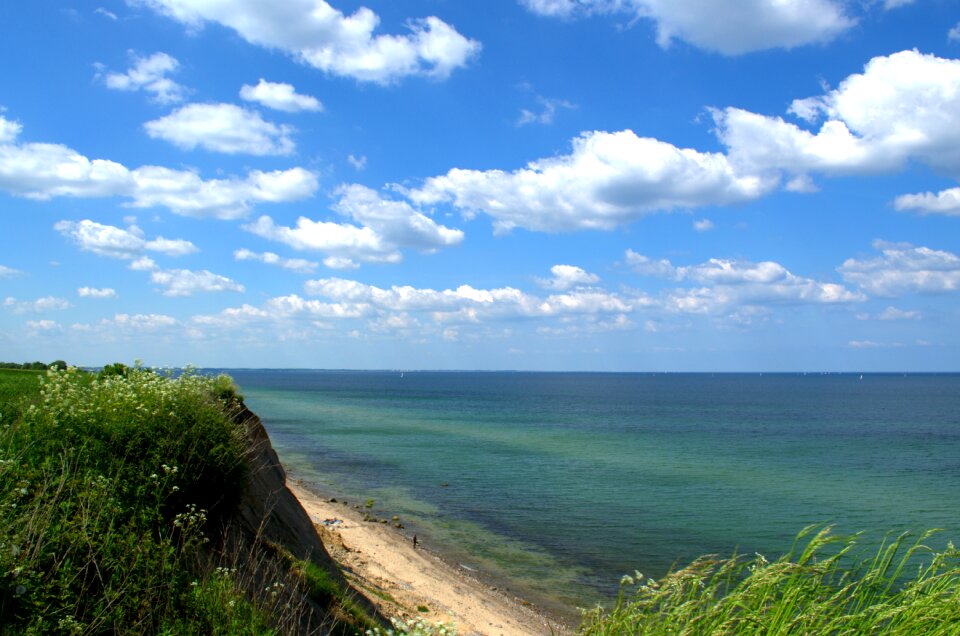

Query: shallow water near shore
[225,370,960,618]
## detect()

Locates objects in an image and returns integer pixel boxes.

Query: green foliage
[579,524,960,636]
[97,362,130,379]
[366,617,457,636]
[0,367,251,634]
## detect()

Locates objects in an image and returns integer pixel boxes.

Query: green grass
[0,368,44,427]
[0,366,379,635]
[579,524,960,635]
[0,366,255,634]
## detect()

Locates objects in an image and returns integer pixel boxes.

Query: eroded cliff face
[220,403,382,634]
[231,404,336,563]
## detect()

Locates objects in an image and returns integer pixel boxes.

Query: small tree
[98,362,129,379]
[49,360,68,371]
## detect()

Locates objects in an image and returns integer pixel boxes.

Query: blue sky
[2,0,960,371]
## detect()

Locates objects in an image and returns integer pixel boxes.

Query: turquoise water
[226,371,960,617]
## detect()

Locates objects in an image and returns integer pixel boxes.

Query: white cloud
[520,0,855,55]
[234,248,318,274]
[245,184,463,266]
[139,0,481,84]
[244,216,399,267]
[145,103,295,155]
[103,51,186,104]
[626,250,864,315]
[877,306,921,321]
[951,23,960,43]
[240,79,323,113]
[894,187,960,216]
[692,218,714,232]
[129,256,158,271]
[848,339,884,349]
[347,154,367,171]
[718,50,960,181]
[54,220,197,259]
[130,166,318,219]
[785,174,819,193]
[883,0,915,8]
[838,240,960,297]
[95,7,118,20]
[0,265,22,278]
[303,276,634,322]
[5,296,72,314]
[78,287,117,298]
[76,313,179,333]
[535,264,600,290]
[516,96,576,127]
[150,268,245,296]
[0,115,317,218]
[0,116,21,144]
[334,184,464,251]
[625,250,677,278]
[410,129,770,233]
[26,319,62,333]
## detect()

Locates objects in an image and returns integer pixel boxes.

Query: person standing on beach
[413,534,418,549]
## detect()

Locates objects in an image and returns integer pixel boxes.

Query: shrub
[0,366,250,634]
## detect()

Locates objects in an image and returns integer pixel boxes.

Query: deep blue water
[223,370,960,615]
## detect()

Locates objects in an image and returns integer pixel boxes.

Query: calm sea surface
[224,371,960,617]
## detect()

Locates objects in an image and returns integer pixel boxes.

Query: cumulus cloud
[718,50,960,181]
[0,265,22,278]
[240,79,322,113]
[150,268,245,296]
[626,249,864,315]
[139,0,481,84]
[0,115,317,219]
[303,276,634,322]
[4,296,72,314]
[234,248,318,274]
[145,103,295,155]
[535,264,600,290]
[130,166,318,219]
[26,319,62,333]
[0,116,22,144]
[693,218,714,232]
[245,184,463,267]
[520,0,855,55]
[129,256,158,271]
[410,129,770,233]
[102,51,186,103]
[78,287,117,298]
[894,187,960,216]
[838,240,960,297]
[54,219,197,259]
[73,313,179,334]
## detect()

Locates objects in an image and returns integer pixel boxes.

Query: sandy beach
[288,481,571,636]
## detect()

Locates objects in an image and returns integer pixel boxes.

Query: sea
[223,370,960,620]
